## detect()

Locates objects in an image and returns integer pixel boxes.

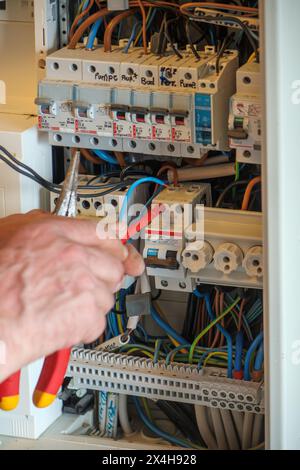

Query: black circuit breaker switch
[107,0,129,10]
[126,293,152,317]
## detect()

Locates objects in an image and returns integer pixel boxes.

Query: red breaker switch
[170,110,190,143]
[131,106,151,140]
[111,104,132,138]
[150,108,171,141]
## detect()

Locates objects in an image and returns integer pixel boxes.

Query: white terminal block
[184,208,263,290]
[243,245,263,278]
[154,208,263,293]
[158,53,191,89]
[214,242,244,275]
[51,174,149,220]
[139,54,170,89]
[83,47,132,86]
[46,46,84,81]
[182,240,214,273]
[228,62,262,165]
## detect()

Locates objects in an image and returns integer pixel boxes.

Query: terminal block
[36,46,239,157]
[51,174,149,220]
[67,348,265,415]
[185,208,263,290]
[228,62,261,165]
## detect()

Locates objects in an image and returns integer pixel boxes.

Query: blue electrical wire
[254,340,264,372]
[234,330,244,373]
[78,0,90,25]
[197,346,235,371]
[86,18,103,50]
[244,332,263,381]
[151,306,190,346]
[194,290,234,379]
[119,177,166,223]
[124,21,141,53]
[93,150,119,166]
[165,344,191,365]
[133,397,197,449]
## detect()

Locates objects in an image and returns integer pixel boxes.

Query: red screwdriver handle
[33,348,71,408]
[0,371,21,411]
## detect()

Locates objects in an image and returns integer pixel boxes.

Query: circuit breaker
[228,62,261,165]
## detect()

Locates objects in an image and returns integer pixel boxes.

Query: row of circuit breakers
[36,45,261,163]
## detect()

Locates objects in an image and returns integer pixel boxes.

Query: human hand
[0,211,145,381]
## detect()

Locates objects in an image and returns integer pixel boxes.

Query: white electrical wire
[119,394,134,436]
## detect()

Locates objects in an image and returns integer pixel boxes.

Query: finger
[50,218,129,261]
[81,315,107,345]
[123,244,145,277]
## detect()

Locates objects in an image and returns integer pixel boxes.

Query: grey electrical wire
[242,412,254,450]
[194,405,217,450]
[251,413,264,448]
[231,410,244,439]
[210,408,228,450]
[220,409,240,450]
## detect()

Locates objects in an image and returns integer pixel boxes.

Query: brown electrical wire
[137,0,148,54]
[81,148,104,165]
[69,0,95,41]
[157,164,179,186]
[104,9,138,52]
[114,151,126,168]
[68,8,109,49]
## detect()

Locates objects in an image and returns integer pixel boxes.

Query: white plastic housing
[214,242,244,275]
[243,246,263,278]
[182,240,214,273]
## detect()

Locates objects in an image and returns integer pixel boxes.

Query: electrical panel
[0,0,268,453]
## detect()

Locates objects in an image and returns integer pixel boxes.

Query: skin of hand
[0,211,145,382]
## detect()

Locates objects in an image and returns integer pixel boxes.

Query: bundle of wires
[0,145,137,198]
